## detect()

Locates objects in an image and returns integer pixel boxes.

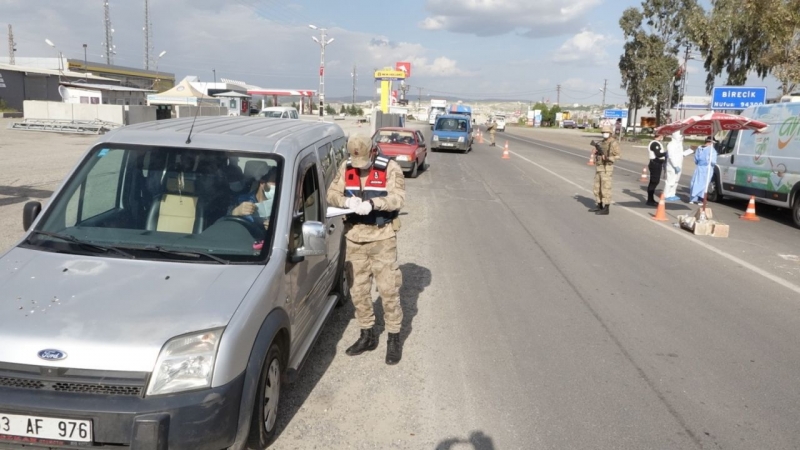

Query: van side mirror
[23,201,42,231]
[290,221,326,262]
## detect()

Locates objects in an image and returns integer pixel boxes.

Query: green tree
[348,105,358,115]
[325,105,336,115]
[340,104,346,114]
[548,105,562,126]
[291,101,298,109]
[687,0,800,94]
[618,0,697,125]
[357,107,364,116]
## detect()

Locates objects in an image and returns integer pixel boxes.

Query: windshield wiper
[138,246,229,265]
[28,231,135,259]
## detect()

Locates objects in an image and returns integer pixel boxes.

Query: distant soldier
[589,126,621,215]
[326,135,406,365]
[487,119,497,147]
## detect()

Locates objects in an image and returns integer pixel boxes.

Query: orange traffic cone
[587,153,595,166]
[652,192,668,221]
[502,141,510,159]
[640,167,648,182]
[478,130,483,144]
[740,196,760,221]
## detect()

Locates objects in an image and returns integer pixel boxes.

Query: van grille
[0,362,148,397]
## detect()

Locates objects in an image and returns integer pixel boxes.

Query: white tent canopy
[147,78,219,106]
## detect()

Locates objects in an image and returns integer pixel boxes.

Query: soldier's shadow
[573,195,596,209]
[373,262,432,347]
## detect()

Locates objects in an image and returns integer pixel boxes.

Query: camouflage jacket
[597,137,621,164]
[326,160,406,243]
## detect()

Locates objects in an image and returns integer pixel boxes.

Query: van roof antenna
[186,83,208,144]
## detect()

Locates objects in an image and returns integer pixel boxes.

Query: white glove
[345,197,362,209]
[355,200,373,215]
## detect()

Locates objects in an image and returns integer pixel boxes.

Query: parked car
[334,113,346,121]
[576,122,587,129]
[372,127,429,178]
[258,106,299,119]
[563,120,577,129]
[1,116,351,449]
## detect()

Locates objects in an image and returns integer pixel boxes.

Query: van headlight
[433,135,439,141]
[396,155,410,161]
[146,329,223,396]
[458,136,465,143]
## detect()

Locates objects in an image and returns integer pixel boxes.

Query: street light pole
[310,24,334,121]
[153,50,166,91]
[82,44,88,78]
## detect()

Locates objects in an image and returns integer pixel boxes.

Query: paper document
[683,149,695,156]
[326,206,355,218]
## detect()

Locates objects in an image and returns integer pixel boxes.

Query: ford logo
[38,349,67,361]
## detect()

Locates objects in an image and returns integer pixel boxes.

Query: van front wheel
[247,343,282,449]
[792,195,800,228]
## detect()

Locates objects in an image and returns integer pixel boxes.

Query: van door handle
[731,155,735,164]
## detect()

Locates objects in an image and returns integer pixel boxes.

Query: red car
[371,127,429,178]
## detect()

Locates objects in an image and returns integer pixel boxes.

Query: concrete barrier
[176,105,229,118]
[124,106,157,125]
[23,101,126,125]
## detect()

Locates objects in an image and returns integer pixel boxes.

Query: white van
[259,107,299,119]
[494,115,506,132]
[709,102,800,226]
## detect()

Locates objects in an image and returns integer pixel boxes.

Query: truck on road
[428,99,447,129]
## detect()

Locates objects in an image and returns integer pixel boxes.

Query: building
[66,60,175,92]
[0,62,120,111]
[60,82,154,106]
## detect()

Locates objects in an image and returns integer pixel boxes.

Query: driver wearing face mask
[230,167,278,228]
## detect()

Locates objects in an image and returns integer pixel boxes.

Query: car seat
[145,173,206,234]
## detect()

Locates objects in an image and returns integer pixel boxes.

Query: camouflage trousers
[346,237,403,333]
[490,132,496,145]
[593,164,614,204]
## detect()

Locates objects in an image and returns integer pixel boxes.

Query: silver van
[0,117,351,449]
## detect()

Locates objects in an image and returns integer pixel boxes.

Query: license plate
[441,143,454,147]
[0,412,92,446]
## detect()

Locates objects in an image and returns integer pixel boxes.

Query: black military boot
[385,333,402,365]
[345,328,378,356]
[589,202,604,212]
[596,204,610,215]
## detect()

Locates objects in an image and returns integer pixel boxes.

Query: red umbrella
[655,111,768,136]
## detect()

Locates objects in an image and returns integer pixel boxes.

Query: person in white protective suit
[664,131,685,201]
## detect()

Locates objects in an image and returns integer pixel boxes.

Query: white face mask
[262,183,275,200]
[602,133,610,139]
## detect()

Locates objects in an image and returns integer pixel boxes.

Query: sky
[0,0,785,105]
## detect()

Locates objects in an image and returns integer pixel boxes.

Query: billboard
[374,69,406,81]
[395,62,411,78]
[711,86,767,110]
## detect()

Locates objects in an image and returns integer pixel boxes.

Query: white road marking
[509,149,800,297]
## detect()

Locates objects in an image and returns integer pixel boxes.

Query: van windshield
[25,145,282,264]
[260,111,284,118]
[436,118,469,132]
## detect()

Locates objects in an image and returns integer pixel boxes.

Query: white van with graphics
[709,102,800,227]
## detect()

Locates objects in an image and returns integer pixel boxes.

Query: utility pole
[7,24,16,65]
[556,84,561,105]
[143,0,153,70]
[103,0,115,65]
[417,86,423,111]
[310,24,334,121]
[678,44,691,119]
[601,79,607,109]
[351,63,357,106]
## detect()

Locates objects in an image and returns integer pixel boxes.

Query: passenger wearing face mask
[589,126,621,215]
[230,168,278,228]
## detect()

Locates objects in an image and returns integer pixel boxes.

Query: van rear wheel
[792,195,800,228]
[247,343,282,449]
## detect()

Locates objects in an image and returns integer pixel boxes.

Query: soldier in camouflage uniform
[590,125,621,215]
[487,119,497,146]
[326,135,406,365]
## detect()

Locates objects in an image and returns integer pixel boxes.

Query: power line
[556,84,561,105]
